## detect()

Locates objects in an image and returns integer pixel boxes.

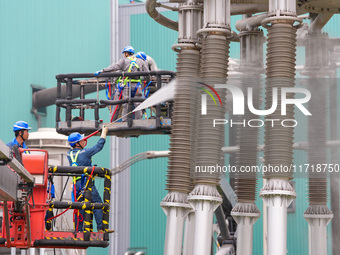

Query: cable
[53,176,70,227]
[111,152,148,176]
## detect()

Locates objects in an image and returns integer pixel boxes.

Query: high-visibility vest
[70,150,81,181]
[117,56,142,85]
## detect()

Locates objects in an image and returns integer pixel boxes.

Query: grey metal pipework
[161,3,203,253]
[235,13,269,32]
[178,0,203,44]
[268,0,296,16]
[307,77,328,205]
[145,0,178,31]
[302,32,333,255]
[165,49,200,194]
[144,0,269,32]
[215,206,231,240]
[329,56,340,255]
[231,28,263,255]
[262,5,301,180]
[164,0,202,195]
[233,28,264,204]
[201,0,230,31]
[230,4,268,15]
[301,32,331,206]
[193,0,231,185]
[146,55,159,71]
[32,84,103,109]
[308,13,334,33]
[259,1,300,254]
[160,2,203,253]
[302,32,330,75]
[193,35,229,184]
[187,1,231,253]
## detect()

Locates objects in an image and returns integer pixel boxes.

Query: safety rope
[142,81,152,98]
[105,80,114,112]
[108,56,142,121]
[46,166,96,225]
[110,90,123,122]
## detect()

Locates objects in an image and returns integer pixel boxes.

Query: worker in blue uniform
[67,126,108,232]
[95,46,149,121]
[7,121,31,150]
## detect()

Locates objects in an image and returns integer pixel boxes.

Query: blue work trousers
[74,179,103,232]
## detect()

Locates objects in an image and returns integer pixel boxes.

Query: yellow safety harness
[117,56,142,87]
[70,150,81,182]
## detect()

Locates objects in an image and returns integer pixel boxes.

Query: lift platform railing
[47,166,112,242]
[0,144,111,249]
[55,71,176,136]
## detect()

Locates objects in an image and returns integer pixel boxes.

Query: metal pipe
[259,1,301,254]
[302,31,333,255]
[145,0,178,31]
[232,205,260,255]
[215,205,230,240]
[161,0,203,251]
[32,84,101,109]
[262,182,295,255]
[162,202,192,255]
[188,0,231,251]
[329,58,340,255]
[146,150,170,158]
[309,13,334,33]
[230,4,268,15]
[183,211,195,255]
[146,55,159,71]
[188,185,222,255]
[222,140,340,153]
[235,13,269,31]
[304,205,333,255]
[231,26,263,255]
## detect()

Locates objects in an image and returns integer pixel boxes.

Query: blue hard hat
[136,51,147,61]
[122,46,134,54]
[68,132,84,146]
[13,121,31,132]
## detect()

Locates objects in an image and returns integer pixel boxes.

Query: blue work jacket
[67,138,106,167]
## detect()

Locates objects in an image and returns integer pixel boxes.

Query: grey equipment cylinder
[234,28,264,203]
[231,27,264,255]
[263,22,297,179]
[194,34,229,184]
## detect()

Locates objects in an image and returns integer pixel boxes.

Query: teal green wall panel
[131,12,178,71]
[130,11,177,255]
[0,1,111,255]
[0,0,111,142]
[130,135,169,255]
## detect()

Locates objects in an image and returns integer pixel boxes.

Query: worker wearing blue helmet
[67,126,108,232]
[7,121,31,150]
[94,46,139,76]
[135,51,147,62]
[94,46,149,121]
[135,51,159,71]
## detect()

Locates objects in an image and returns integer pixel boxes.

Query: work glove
[101,125,109,139]
[94,69,103,76]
